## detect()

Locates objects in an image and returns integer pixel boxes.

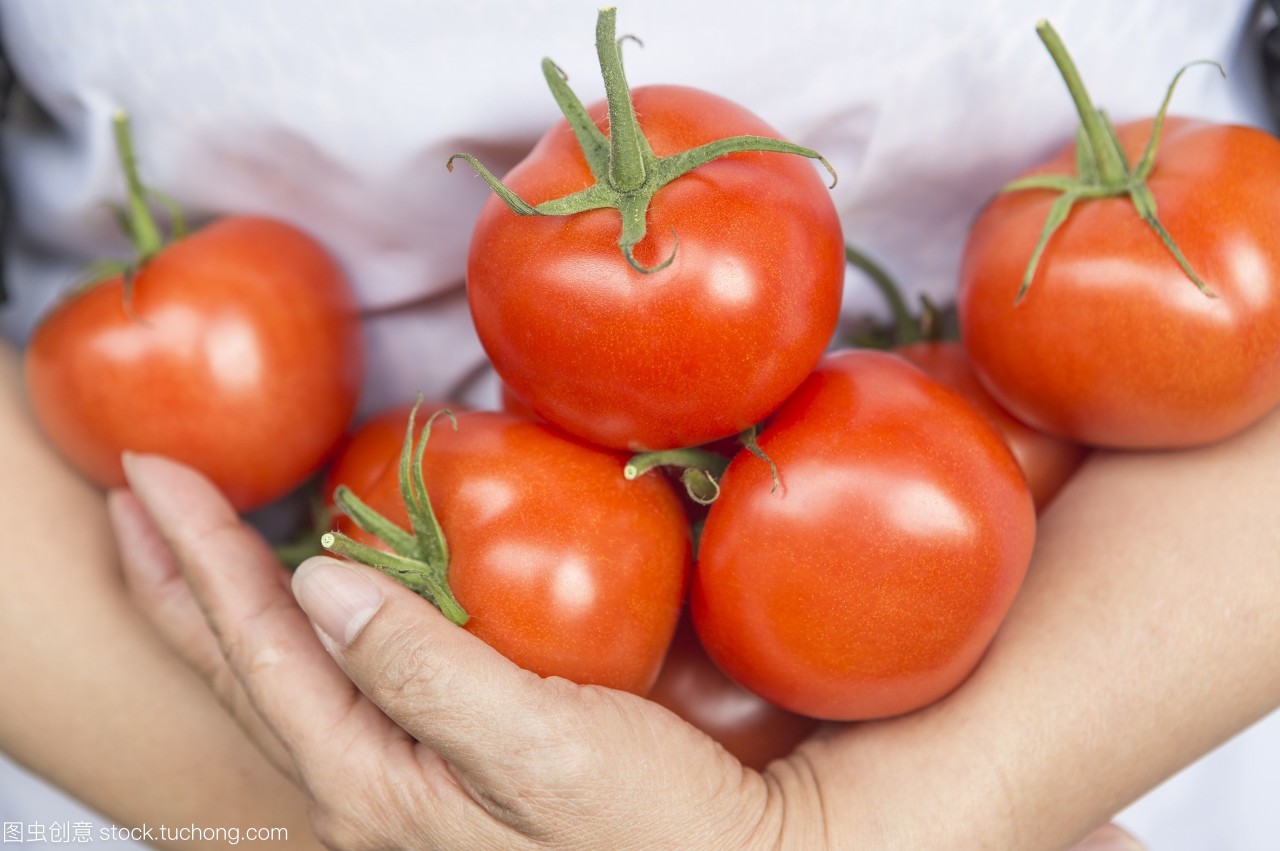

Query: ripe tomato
[647,615,818,770]
[463,10,843,452]
[25,215,364,512]
[340,411,690,695]
[691,350,1035,721]
[961,117,1280,448]
[896,341,1088,509]
[958,25,1280,449]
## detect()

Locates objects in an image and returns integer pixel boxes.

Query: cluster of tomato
[23,11,1280,769]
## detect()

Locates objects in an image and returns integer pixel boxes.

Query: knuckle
[215,592,296,672]
[354,620,454,714]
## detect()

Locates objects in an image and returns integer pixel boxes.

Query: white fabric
[1,1,1277,847]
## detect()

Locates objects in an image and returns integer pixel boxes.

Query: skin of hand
[0,341,321,849]
[111,432,1280,850]
[109,452,780,850]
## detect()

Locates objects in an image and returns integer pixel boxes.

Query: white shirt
[2,2,1277,847]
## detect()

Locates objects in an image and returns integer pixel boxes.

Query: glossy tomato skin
[896,341,1088,510]
[959,118,1280,448]
[467,85,844,452]
[647,615,818,770]
[346,411,690,695]
[691,350,1035,721]
[25,216,364,512]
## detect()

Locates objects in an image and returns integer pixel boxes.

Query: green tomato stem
[844,244,918,345]
[111,112,166,261]
[321,532,468,626]
[597,7,647,192]
[321,400,469,626]
[1034,21,1126,186]
[447,8,836,274]
[625,446,731,481]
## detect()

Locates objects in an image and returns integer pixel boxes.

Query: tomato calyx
[320,401,469,626]
[446,6,837,274]
[626,425,779,504]
[1002,20,1224,302]
[625,445,731,505]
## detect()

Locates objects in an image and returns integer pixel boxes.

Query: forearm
[0,340,318,848]
[795,403,1280,850]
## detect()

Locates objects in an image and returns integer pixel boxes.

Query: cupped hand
[108,453,787,850]
[109,452,1147,851]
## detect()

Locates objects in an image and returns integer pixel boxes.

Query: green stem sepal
[320,402,469,627]
[625,423,782,504]
[110,112,188,267]
[446,6,836,273]
[56,112,190,311]
[624,445,731,506]
[1002,20,1224,302]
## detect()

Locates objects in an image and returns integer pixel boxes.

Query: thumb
[291,556,558,779]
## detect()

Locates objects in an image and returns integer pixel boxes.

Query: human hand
[108,453,790,849]
[110,452,1152,850]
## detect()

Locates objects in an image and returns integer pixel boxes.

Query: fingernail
[293,557,385,647]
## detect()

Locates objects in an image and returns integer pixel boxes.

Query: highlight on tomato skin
[690,349,1036,722]
[335,410,692,696]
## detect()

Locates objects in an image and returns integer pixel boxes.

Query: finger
[1069,822,1146,851]
[108,487,298,781]
[294,559,764,847]
[120,453,406,776]
[292,558,576,787]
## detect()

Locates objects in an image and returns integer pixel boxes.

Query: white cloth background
[2,1,1277,847]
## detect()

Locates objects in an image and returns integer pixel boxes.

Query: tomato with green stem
[958,21,1280,449]
[23,114,364,512]
[691,350,1035,721]
[454,8,844,451]
[325,407,690,695]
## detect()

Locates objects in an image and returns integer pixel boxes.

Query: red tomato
[691,350,1035,721]
[647,615,818,770]
[25,216,363,512]
[896,341,1088,510]
[342,411,690,695]
[960,121,1280,448]
[467,88,843,452]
